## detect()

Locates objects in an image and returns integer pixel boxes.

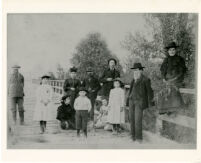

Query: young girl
[95,98,109,129]
[56,95,75,130]
[107,78,125,134]
[33,75,54,134]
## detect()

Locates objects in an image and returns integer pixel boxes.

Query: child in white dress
[33,75,54,134]
[107,78,125,134]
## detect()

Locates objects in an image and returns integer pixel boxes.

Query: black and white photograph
[4,11,197,152]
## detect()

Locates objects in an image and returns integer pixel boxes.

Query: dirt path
[7,81,195,149]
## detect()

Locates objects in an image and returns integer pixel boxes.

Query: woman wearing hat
[100,58,120,97]
[33,75,54,134]
[127,63,154,142]
[158,42,187,115]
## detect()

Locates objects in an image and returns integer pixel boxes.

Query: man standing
[82,67,101,120]
[127,63,154,142]
[8,64,25,125]
[100,58,120,98]
[63,67,81,108]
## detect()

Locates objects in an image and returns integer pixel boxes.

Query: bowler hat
[86,67,93,72]
[41,75,51,79]
[12,64,21,69]
[70,67,77,72]
[108,58,117,65]
[165,42,179,49]
[130,63,145,70]
[79,87,88,93]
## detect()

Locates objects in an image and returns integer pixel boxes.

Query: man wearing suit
[82,67,101,120]
[63,67,81,108]
[127,63,154,142]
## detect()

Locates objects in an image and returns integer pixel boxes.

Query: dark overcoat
[63,78,81,107]
[127,74,154,140]
[8,73,24,98]
[100,68,120,97]
[160,54,187,86]
[127,75,154,109]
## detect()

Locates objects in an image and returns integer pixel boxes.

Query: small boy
[74,87,91,138]
[56,95,75,130]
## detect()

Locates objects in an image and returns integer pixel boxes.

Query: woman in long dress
[33,75,54,134]
[158,42,187,115]
[107,78,125,134]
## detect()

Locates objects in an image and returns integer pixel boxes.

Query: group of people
[8,41,187,143]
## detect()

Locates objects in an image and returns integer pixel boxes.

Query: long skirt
[157,85,184,114]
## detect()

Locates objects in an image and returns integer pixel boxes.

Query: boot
[43,121,47,132]
[19,111,24,125]
[83,129,87,138]
[12,111,17,125]
[40,121,44,134]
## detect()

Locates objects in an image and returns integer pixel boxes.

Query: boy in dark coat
[56,95,75,130]
[82,67,101,120]
[127,63,154,142]
[100,58,120,98]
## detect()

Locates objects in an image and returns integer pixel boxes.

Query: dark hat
[12,64,21,69]
[86,67,93,72]
[108,58,117,65]
[130,63,145,70]
[41,75,51,79]
[165,42,179,49]
[78,87,88,93]
[70,67,77,72]
[61,95,71,101]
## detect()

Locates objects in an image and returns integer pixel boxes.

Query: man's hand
[107,78,113,81]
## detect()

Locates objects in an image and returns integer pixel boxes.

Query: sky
[7,14,152,78]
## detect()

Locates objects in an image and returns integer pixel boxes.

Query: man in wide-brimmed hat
[82,67,101,120]
[127,62,154,142]
[8,64,25,125]
[100,58,120,97]
[63,67,81,108]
